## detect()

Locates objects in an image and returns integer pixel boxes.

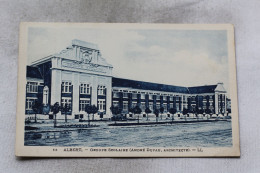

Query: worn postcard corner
[16,23,240,157]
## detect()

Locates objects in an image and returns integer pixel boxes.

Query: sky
[27,26,229,93]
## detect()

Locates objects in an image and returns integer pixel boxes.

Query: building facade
[112,78,227,116]
[25,39,228,119]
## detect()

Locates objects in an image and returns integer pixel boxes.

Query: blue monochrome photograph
[16,23,240,157]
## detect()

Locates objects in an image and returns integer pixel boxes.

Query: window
[156,95,160,100]
[132,93,137,99]
[43,86,49,105]
[80,83,90,94]
[132,101,137,107]
[209,96,213,102]
[163,96,167,101]
[79,99,90,111]
[113,92,120,98]
[98,85,106,95]
[123,92,128,98]
[169,96,173,101]
[176,103,179,111]
[149,102,153,110]
[26,98,37,110]
[141,102,146,111]
[191,105,196,111]
[170,103,173,108]
[163,103,167,112]
[123,101,128,110]
[27,82,38,93]
[149,95,153,100]
[61,97,72,110]
[113,101,119,107]
[141,94,145,99]
[156,103,160,109]
[98,99,106,111]
[62,81,72,93]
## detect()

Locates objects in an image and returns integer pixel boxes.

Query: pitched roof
[188,85,217,94]
[26,66,43,79]
[112,77,219,94]
[112,77,190,94]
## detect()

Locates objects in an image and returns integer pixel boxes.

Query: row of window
[66,97,106,112]
[113,92,217,102]
[112,92,183,101]
[26,97,106,112]
[27,81,106,95]
[61,82,106,95]
[112,101,181,112]
[26,97,216,112]
[27,82,38,93]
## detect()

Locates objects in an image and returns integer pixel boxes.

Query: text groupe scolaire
[89,148,191,152]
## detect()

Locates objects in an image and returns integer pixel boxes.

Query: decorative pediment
[215,83,226,92]
[55,39,113,68]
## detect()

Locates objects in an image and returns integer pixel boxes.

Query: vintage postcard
[16,23,240,157]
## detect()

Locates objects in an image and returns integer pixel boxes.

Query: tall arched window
[43,86,49,105]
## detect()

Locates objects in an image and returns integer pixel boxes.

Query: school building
[25,39,228,119]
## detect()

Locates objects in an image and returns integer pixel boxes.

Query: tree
[145,107,152,121]
[132,106,142,123]
[198,108,204,120]
[110,105,122,123]
[159,107,164,120]
[154,108,159,123]
[91,105,98,120]
[51,102,60,128]
[128,107,133,118]
[199,108,204,114]
[183,108,189,121]
[190,107,195,118]
[32,100,42,123]
[183,108,189,115]
[169,108,177,122]
[85,104,92,126]
[110,105,122,115]
[205,108,212,120]
[62,103,70,123]
[194,106,199,120]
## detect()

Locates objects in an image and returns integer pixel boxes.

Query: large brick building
[25,39,228,119]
